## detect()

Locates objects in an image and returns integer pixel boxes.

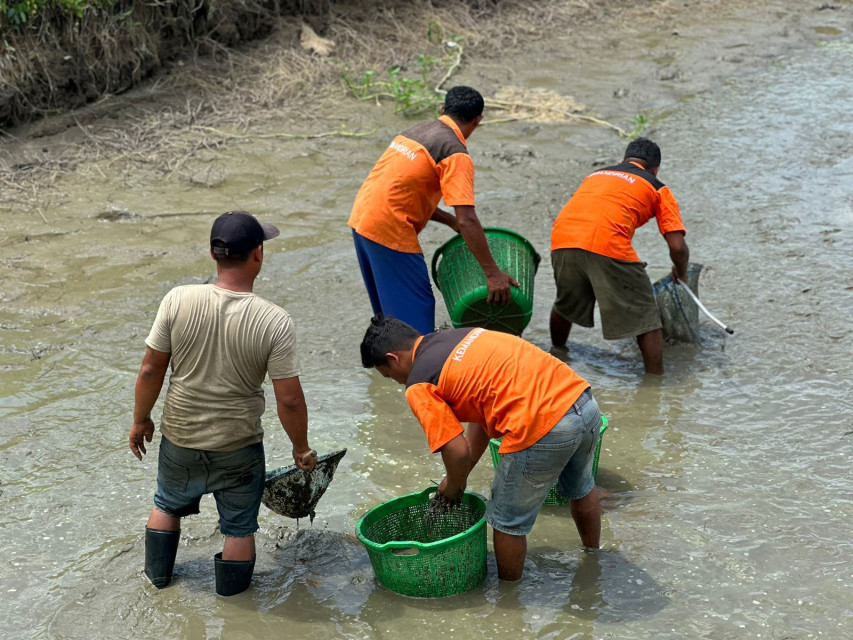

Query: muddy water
[2,13,853,640]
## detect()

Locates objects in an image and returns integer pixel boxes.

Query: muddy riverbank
[0,0,336,128]
[2,0,849,226]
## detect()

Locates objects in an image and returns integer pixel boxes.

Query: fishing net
[262,448,347,523]
[652,262,704,344]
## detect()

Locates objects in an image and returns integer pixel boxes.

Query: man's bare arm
[455,206,519,305]
[430,207,459,232]
[129,347,170,460]
[438,433,472,501]
[271,376,316,471]
[665,231,689,283]
[465,422,490,471]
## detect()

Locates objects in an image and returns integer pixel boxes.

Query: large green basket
[488,415,609,506]
[356,487,487,598]
[431,227,541,335]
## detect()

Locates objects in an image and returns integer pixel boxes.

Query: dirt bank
[0,0,336,128]
[0,0,849,229]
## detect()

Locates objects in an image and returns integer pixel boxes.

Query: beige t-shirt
[145,284,300,452]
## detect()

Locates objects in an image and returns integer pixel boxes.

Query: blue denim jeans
[487,388,601,535]
[153,437,265,537]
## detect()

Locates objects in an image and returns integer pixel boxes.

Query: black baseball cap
[210,211,280,256]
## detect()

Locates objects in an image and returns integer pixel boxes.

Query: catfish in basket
[262,449,347,524]
[424,487,461,538]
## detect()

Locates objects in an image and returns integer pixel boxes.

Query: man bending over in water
[360,315,601,580]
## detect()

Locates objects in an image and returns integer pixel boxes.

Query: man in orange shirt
[360,315,602,581]
[349,86,517,334]
[550,138,689,374]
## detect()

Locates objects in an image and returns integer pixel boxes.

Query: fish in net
[262,448,347,524]
[423,489,464,537]
[653,262,704,344]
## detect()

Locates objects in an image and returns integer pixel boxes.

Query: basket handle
[430,236,456,292]
[391,546,421,556]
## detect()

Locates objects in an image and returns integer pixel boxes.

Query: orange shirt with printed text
[348,115,475,254]
[404,329,590,454]
[550,161,686,262]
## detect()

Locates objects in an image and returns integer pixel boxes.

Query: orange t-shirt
[404,328,590,454]
[550,161,685,262]
[348,115,475,254]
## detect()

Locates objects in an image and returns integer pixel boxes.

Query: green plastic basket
[488,415,609,506]
[431,227,541,335]
[356,487,487,598]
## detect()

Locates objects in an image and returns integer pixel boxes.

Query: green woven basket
[488,415,609,506]
[431,227,541,335]
[356,487,487,598]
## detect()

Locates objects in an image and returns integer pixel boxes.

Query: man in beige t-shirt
[128,211,317,596]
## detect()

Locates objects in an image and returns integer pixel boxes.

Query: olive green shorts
[551,248,661,340]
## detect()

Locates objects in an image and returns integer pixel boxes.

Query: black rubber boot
[144,527,181,589]
[214,552,255,596]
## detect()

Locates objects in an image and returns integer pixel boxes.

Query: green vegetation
[625,113,649,138]
[1,0,115,28]
[340,31,647,139]
[341,40,463,117]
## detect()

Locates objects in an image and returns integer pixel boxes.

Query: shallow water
[2,16,853,640]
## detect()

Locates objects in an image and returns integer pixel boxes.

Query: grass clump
[341,39,463,116]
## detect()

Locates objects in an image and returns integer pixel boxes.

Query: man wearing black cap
[128,211,317,596]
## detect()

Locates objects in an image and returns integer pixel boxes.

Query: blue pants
[352,230,435,334]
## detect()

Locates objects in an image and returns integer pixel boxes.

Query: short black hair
[360,316,422,368]
[443,86,484,123]
[624,138,661,170]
